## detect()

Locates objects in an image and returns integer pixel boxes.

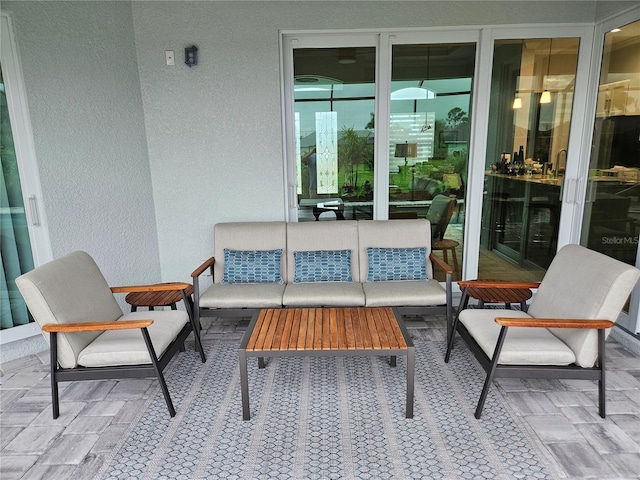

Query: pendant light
[513,40,524,109]
[540,39,552,104]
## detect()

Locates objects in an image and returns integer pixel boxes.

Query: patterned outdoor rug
[97,331,563,480]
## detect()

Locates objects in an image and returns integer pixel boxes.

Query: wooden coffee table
[238,307,415,420]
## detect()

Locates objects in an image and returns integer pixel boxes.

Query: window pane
[1,65,35,329]
[390,43,475,280]
[293,47,375,221]
[480,38,580,281]
[581,20,640,270]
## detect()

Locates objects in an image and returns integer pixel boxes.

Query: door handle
[28,195,40,226]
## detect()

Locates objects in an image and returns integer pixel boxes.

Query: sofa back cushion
[358,220,433,281]
[15,251,123,369]
[529,244,640,367]
[286,221,360,283]
[213,222,287,284]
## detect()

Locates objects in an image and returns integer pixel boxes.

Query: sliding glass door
[0,13,51,343]
[479,36,580,281]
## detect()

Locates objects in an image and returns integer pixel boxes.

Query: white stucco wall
[3,1,161,287]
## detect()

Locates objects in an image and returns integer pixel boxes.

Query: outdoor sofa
[191,220,453,325]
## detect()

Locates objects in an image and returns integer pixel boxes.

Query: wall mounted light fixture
[185,45,198,67]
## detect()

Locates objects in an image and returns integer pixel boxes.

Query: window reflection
[480,38,580,281]
[293,48,376,221]
[581,19,640,268]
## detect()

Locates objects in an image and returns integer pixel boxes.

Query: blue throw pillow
[293,250,353,283]
[221,249,283,284]
[366,247,427,282]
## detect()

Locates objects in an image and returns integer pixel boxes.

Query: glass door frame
[281,29,482,222]
[281,24,606,289]
[280,32,380,222]
[576,6,640,333]
[0,12,53,344]
[465,25,595,281]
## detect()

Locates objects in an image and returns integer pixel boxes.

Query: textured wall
[4,1,161,287]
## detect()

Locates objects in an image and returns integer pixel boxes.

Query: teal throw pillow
[294,250,353,283]
[366,247,427,282]
[221,249,283,284]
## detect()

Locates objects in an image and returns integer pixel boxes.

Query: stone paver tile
[0,371,48,389]
[31,401,85,426]
[576,422,640,454]
[112,399,148,423]
[623,389,640,408]
[1,409,45,427]
[546,390,593,408]
[0,356,46,375]
[64,415,112,435]
[601,398,640,415]
[606,370,640,390]
[3,425,64,455]
[0,454,38,480]
[91,423,129,453]
[609,414,640,443]
[524,414,582,442]
[60,380,113,402]
[21,464,78,480]
[560,406,607,424]
[502,391,559,415]
[81,399,125,416]
[70,452,108,479]
[605,452,640,479]
[105,379,154,401]
[38,433,99,464]
[0,388,26,409]
[0,426,23,449]
[547,441,618,478]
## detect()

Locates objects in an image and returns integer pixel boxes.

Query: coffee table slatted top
[245,307,408,352]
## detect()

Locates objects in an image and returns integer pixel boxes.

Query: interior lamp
[185,45,198,67]
[394,141,419,200]
[512,97,523,109]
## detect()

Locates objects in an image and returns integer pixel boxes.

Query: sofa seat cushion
[200,283,285,309]
[78,311,188,367]
[283,283,365,307]
[459,309,576,365]
[363,279,446,307]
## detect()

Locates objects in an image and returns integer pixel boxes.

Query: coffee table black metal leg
[239,349,250,420]
[406,347,415,418]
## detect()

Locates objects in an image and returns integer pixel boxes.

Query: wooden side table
[449,279,535,342]
[125,283,194,320]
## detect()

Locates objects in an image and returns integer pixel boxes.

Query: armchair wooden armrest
[41,319,153,333]
[430,253,453,275]
[110,283,191,294]
[495,317,614,329]
[191,257,215,278]
[458,280,540,290]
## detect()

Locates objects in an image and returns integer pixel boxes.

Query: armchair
[445,244,640,419]
[15,251,206,418]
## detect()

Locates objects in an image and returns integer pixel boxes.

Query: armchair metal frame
[446,280,616,419]
[43,283,206,419]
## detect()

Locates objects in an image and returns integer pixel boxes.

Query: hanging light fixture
[540,38,552,104]
[513,40,524,109]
